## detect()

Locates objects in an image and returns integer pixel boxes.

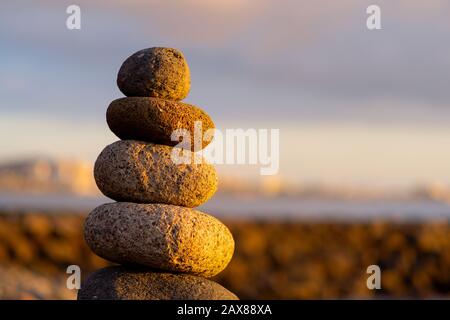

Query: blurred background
[0,0,450,299]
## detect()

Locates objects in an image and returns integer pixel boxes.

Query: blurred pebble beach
[0,210,449,299]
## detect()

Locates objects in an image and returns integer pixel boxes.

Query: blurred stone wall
[0,212,449,299]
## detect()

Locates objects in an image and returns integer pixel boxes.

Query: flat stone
[84,202,235,277]
[77,266,238,300]
[107,97,214,151]
[94,140,217,207]
[117,47,190,100]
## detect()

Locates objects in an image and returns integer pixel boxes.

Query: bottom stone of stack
[77,266,238,300]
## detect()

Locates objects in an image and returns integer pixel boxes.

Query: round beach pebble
[107,97,214,151]
[84,202,235,277]
[94,140,217,207]
[77,266,238,300]
[117,47,190,100]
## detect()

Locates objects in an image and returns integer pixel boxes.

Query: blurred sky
[1,0,450,188]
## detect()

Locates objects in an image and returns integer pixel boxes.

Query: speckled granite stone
[117,47,190,100]
[107,97,214,151]
[94,140,217,207]
[77,266,238,300]
[84,203,235,277]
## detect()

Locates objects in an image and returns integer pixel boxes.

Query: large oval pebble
[84,202,235,277]
[117,47,190,100]
[94,140,217,207]
[107,97,214,151]
[78,266,238,300]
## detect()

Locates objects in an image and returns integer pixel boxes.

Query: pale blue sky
[1,0,450,187]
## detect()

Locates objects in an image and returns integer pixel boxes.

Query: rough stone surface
[77,266,238,300]
[117,47,190,100]
[107,97,214,151]
[94,140,217,207]
[84,202,235,277]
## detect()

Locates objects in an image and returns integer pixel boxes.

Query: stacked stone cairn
[78,47,237,300]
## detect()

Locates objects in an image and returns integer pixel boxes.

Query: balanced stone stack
[78,47,237,300]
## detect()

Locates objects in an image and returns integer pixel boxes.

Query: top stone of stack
[117,47,190,101]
